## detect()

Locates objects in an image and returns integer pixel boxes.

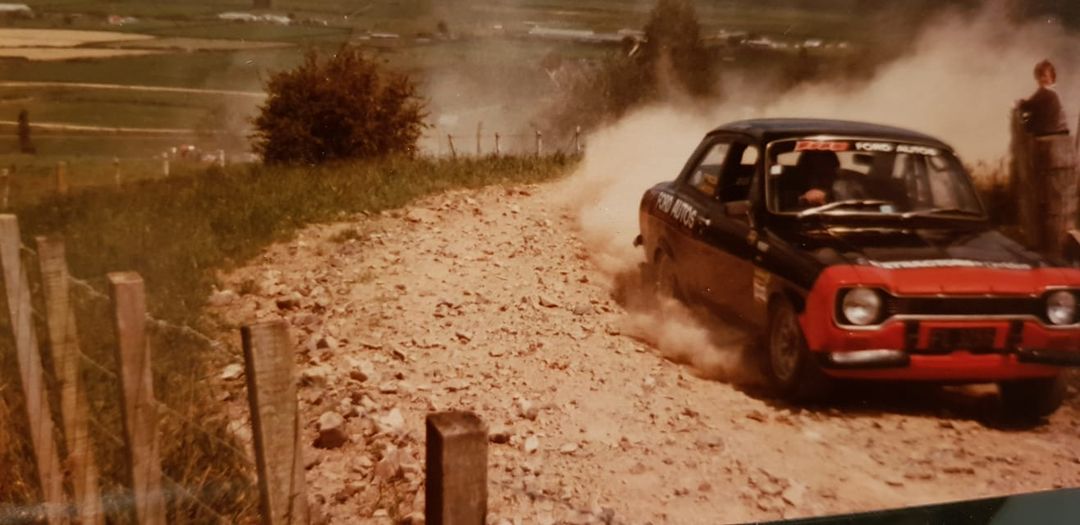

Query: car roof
[710,118,952,150]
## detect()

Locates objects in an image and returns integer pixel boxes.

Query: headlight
[841,287,882,326]
[1046,290,1077,325]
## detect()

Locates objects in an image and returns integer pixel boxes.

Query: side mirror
[724,200,751,220]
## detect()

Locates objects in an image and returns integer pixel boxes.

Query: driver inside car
[793,150,841,208]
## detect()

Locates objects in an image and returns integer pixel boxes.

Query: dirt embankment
[210,182,1080,525]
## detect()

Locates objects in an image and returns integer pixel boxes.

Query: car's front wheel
[998,376,1066,421]
[765,298,831,402]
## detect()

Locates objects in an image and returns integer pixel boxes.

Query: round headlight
[1046,290,1077,326]
[842,287,882,326]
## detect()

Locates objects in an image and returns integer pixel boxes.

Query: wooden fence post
[1,168,9,208]
[447,134,457,159]
[534,130,543,157]
[0,215,69,524]
[107,272,166,525]
[475,122,483,157]
[425,411,487,525]
[55,162,68,196]
[494,133,501,157]
[242,320,309,525]
[37,236,104,525]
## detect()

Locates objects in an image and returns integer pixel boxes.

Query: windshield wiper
[797,199,891,218]
[901,207,984,219]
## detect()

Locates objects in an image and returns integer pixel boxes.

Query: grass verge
[0,154,574,522]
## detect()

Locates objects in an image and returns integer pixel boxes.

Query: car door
[662,139,731,299]
[694,139,761,321]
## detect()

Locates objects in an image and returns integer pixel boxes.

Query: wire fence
[1,235,260,524]
[420,126,585,158]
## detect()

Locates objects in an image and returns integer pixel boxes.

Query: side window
[686,141,731,197]
[718,144,759,202]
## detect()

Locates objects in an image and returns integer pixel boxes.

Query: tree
[639,0,714,98]
[544,0,715,134]
[17,109,34,154]
[251,46,427,165]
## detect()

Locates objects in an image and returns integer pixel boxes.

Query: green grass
[0,155,573,521]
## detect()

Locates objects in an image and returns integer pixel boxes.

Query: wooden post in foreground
[242,320,309,525]
[447,134,457,159]
[425,411,487,525]
[37,237,104,525]
[534,130,543,157]
[494,133,501,157]
[0,215,69,524]
[108,272,166,525]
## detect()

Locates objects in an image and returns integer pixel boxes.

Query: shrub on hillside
[251,46,427,165]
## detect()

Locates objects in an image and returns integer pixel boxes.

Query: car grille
[886,296,1040,317]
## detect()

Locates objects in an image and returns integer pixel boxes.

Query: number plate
[927,328,997,350]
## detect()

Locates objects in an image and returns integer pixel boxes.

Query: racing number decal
[794,140,850,152]
[656,192,699,230]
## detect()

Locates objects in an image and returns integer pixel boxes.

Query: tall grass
[0,155,574,522]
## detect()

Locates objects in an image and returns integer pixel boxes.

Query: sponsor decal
[753,268,771,303]
[854,141,894,152]
[868,259,1031,270]
[656,192,698,230]
[795,140,849,152]
[896,144,939,156]
[837,142,941,156]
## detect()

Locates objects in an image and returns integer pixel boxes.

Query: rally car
[635,118,1080,417]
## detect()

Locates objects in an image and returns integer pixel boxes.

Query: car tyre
[765,298,832,402]
[998,376,1066,421]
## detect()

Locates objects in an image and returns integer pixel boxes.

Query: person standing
[1017,59,1069,137]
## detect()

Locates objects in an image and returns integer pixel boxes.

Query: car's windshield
[766,138,985,217]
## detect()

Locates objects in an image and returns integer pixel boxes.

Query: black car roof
[710,118,952,150]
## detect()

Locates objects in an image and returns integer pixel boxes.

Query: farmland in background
[0,0,966,164]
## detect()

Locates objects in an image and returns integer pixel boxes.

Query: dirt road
[211,182,1080,524]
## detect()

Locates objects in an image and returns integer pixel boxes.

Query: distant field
[0,0,980,163]
[0,28,153,46]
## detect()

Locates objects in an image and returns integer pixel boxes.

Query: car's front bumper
[799,265,1080,381]
[817,347,1078,381]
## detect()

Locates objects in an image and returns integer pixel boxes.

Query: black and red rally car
[635,118,1080,417]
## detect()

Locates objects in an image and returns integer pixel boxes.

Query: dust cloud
[564,0,1080,380]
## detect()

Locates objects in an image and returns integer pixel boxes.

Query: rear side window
[686,142,731,197]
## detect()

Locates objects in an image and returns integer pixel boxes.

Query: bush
[251,46,427,165]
